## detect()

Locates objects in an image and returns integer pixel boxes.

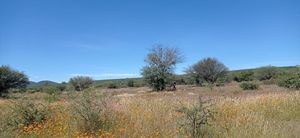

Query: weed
[176,97,213,137]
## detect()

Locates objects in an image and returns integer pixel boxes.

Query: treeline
[1,46,300,97]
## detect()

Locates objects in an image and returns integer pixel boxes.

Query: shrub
[69,76,93,91]
[9,100,49,128]
[256,66,278,81]
[174,76,187,85]
[107,82,117,89]
[0,65,29,97]
[141,45,184,91]
[176,97,213,137]
[240,82,259,90]
[278,74,300,90]
[215,76,231,87]
[186,57,228,87]
[26,88,40,93]
[233,70,254,82]
[71,91,116,135]
[41,85,61,94]
[57,84,67,91]
[127,80,135,87]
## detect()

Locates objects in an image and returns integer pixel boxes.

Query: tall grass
[0,90,299,138]
[211,92,300,138]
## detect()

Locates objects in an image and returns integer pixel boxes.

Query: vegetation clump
[9,100,49,129]
[0,66,29,97]
[256,66,278,81]
[142,45,183,91]
[278,74,300,90]
[72,91,116,135]
[107,82,117,89]
[177,97,213,137]
[127,80,135,87]
[186,57,228,87]
[233,70,254,82]
[69,76,93,91]
[240,82,259,90]
[41,85,61,94]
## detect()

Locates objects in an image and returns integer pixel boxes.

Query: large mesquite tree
[142,45,183,91]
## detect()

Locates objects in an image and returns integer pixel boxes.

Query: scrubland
[0,83,299,138]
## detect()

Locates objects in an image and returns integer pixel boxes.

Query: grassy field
[0,83,299,138]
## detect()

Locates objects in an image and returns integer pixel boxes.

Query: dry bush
[71,91,117,136]
[176,97,214,137]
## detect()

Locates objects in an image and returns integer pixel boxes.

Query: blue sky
[0,0,299,82]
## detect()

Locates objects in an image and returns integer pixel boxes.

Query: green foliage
[176,97,213,137]
[0,65,29,97]
[215,75,231,87]
[41,85,61,94]
[127,80,135,87]
[256,66,278,81]
[71,91,116,134]
[44,93,60,103]
[142,66,173,91]
[69,76,93,91]
[8,100,49,128]
[233,70,254,82]
[174,76,187,85]
[182,75,200,85]
[142,45,183,91]
[240,82,259,90]
[57,84,67,91]
[132,80,145,87]
[186,74,205,86]
[94,79,144,88]
[186,57,228,87]
[25,88,40,93]
[278,74,300,90]
[107,82,117,89]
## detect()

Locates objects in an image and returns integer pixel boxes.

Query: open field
[2,0,300,137]
[1,83,299,138]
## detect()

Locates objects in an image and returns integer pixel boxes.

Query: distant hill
[28,80,59,87]
[27,65,299,88]
[93,65,299,87]
[230,65,299,73]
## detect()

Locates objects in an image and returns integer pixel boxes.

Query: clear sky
[0,0,299,82]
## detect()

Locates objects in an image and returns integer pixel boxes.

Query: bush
[127,80,135,87]
[107,82,117,89]
[71,91,116,135]
[186,57,228,87]
[44,93,60,103]
[176,97,213,137]
[0,65,29,97]
[9,100,49,128]
[41,85,61,94]
[26,88,40,93]
[215,76,231,87]
[69,76,93,91]
[233,70,254,82]
[174,76,187,85]
[256,66,278,81]
[240,82,259,90]
[278,74,300,90]
[57,84,67,91]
